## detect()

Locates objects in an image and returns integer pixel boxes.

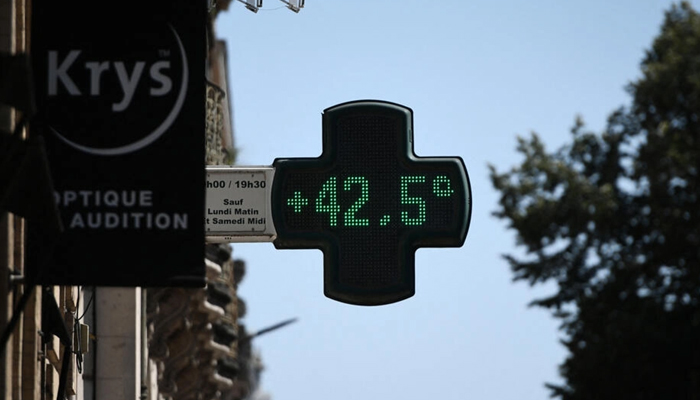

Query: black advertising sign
[272,101,471,305]
[27,2,206,287]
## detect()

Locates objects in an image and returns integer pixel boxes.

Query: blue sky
[216,2,698,399]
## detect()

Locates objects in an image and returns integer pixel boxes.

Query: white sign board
[205,166,275,242]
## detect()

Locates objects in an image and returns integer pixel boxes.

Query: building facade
[0,1,261,399]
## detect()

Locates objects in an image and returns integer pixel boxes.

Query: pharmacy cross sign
[271,100,472,306]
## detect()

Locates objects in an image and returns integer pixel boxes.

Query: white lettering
[149,61,172,96]
[70,212,85,228]
[155,213,170,229]
[56,190,155,207]
[113,61,146,112]
[173,214,187,229]
[63,190,77,206]
[85,61,110,95]
[66,212,188,229]
[48,50,81,95]
[87,213,101,228]
[105,213,119,229]
[79,190,92,206]
[103,191,119,207]
[131,212,144,228]
[140,191,153,207]
[49,53,174,107]
[122,191,136,207]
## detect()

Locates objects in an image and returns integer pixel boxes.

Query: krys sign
[27,3,206,287]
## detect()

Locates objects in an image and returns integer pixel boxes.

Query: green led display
[315,176,341,226]
[343,176,370,227]
[271,100,472,306]
[400,175,427,226]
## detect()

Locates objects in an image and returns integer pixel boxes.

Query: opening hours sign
[271,100,472,306]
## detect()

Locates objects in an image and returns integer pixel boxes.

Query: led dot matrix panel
[271,100,472,306]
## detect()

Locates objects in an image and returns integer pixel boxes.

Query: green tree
[489,2,700,399]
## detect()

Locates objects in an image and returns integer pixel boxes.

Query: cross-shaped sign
[271,100,472,306]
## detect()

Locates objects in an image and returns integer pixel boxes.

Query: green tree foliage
[489,2,700,398]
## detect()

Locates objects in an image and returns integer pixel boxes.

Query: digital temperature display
[271,100,472,306]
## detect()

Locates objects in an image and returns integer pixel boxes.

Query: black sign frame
[272,100,472,305]
[26,2,206,287]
